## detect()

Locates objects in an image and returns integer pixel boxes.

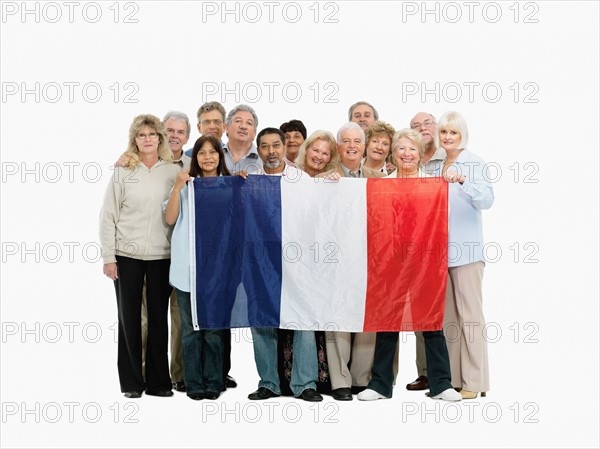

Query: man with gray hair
[222,104,263,174]
[160,111,191,392]
[403,111,450,393]
[410,111,446,175]
[348,101,379,130]
[163,110,192,170]
[319,122,383,401]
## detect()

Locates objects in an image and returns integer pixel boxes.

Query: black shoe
[146,389,174,397]
[406,375,429,391]
[188,392,205,400]
[351,385,366,395]
[173,381,186,392]
[248,387,280,400]
[205,391,220,400]
[332,387,353,401]
[225,375,237,388]
[123,391,142,399]
[296,388,323,402]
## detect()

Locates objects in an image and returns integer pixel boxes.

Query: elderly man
[402,112,449,393]
[220,104,263,174]
[318,122,383,401]
[243,127,323,402]
[348,101,379,130]
[164,111,192,169]
[161,111,192,391]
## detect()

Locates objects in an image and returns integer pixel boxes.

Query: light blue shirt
[223,142,263,174]
[441,149,494,267]
[163,185,191,292]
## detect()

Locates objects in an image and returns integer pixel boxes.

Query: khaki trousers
[444,262,489,393]
[325,332,376,389]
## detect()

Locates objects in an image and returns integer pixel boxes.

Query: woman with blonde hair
[438,111,494,399]
[100,114,180,398]
[358,128,461,402]
[277,129,340,396]
[295,130,340,178]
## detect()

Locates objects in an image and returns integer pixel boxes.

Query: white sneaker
[431,388,462,401]
[357,388,388,401]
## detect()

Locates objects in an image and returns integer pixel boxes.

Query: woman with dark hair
[100,114,179,398]
[164,135,231,400]
[188,135,231,178]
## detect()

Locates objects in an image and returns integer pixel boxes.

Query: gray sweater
[99,160,180,264]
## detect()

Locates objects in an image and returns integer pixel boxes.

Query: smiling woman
[163,134,231,401]
[387,128,425,178]
[363,121,396,174]
[99,114,180,399]
[295,130,339,178]
[438,111,494,400]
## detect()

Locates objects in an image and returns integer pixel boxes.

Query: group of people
[99,100,494,403]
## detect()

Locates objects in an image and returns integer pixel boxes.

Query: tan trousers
[444,262,489,393]
[415,331,427,377]
[141,285,184,383]
[325,332,376,389]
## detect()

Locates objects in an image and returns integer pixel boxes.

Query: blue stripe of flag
[193,175,282,329]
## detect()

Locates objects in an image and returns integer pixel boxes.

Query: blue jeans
[289,330,318,396]
[252,328,317,396]
[177,289,224,394]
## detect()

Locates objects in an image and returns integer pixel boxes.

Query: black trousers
[114,256,172,393]
[223,330,232,380]
[368,330,453,397]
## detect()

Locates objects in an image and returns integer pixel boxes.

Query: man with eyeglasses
[187,103,263,175]
[185,101,228,157]
[404,112,449,393]
[183,102,240,390]
[410,112,446,175]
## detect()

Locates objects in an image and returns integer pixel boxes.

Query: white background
[1,1,598,447]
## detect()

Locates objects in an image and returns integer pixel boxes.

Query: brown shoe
[406,376,429,391]
[173,381,186,392]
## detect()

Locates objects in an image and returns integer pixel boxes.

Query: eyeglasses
[200,119,223,126]
[136,132,159,140]
[411,120,435,129]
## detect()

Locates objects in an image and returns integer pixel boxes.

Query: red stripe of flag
[363,177,448,332]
